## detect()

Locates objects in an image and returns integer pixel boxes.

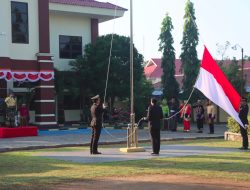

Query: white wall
[50,12,91,71]
[0,0,11,57]
[1,0,39,60]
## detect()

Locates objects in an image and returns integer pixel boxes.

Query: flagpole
[130,0,134,131]
[120,0,144,152]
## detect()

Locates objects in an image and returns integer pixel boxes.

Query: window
[11,1,29,43]
[59,35,82,59]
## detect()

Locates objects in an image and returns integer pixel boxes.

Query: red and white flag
[194,46,243,127]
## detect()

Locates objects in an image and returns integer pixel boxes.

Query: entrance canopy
[0,69,54,82]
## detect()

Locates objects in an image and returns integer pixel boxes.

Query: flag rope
[103,2,118,105]
[163,87,196,121]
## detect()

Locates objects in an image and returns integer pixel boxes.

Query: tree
[180,0,200,101]
[69,34,152,119]
[216,41,230,66]
[221,58,245,95]
[158,13,179,100]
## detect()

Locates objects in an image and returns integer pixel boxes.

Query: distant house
[144,58,250,94]
[0,0,127,126]
[144,58,183,94]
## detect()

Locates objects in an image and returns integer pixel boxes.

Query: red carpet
[0,126,38,138]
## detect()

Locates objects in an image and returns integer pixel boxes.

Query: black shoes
[239,147,248,150]
[92,151,102,155]
[151,152,159,156]
[208,132,214,134]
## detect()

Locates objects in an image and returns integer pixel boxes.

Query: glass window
[59,35,82,59]
[11,1,29,44]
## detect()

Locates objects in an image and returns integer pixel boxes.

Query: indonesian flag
[194,46,244,127]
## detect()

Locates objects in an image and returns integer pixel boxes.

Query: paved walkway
[34,144,240,164]
[0,124,227,152]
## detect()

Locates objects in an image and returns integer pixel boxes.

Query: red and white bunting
[0,70,54,82]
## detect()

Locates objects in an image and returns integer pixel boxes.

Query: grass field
[0,139,249,190]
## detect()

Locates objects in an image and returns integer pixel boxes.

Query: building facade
[0,0,126,127]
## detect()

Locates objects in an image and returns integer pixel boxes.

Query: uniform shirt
[239,104,249,125]
[147,104,163,129]
[207,104,216,118]
[90,103,104,125]
[207,104,215,116]
[194,104,204,120]
[5,96,16,107]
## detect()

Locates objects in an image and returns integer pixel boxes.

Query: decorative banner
[0,70,54,82]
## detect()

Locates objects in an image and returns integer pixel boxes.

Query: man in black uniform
[147,98,163,156]
[168,97,178,131]
[239,97,249,150]
[90,95,104,154]
[193,100,205,133]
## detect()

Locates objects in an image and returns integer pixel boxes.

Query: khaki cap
[91,95,100,100]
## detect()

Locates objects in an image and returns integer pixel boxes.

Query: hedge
[227,116,250,134]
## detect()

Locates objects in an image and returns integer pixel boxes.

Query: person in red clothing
[182,100,191,132]
[19,103,29,126]
[178,100,184,123]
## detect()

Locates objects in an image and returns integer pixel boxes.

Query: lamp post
[232,44,244,96]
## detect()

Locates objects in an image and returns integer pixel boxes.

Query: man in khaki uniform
[5,93,17,127]
[207,100,216,134]
[90,95,104,155]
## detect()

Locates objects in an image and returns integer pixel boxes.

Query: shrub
[227,116,250,134]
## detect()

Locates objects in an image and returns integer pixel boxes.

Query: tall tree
[180,0,199,101]
[159,13,179,100]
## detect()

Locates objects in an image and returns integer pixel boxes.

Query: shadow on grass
[0,153,79,189]
[96,153,250,175]
[1,148,250,189]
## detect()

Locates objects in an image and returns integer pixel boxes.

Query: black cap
[241,97,247,101]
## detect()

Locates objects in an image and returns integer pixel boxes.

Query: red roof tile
[145,58,250,88]
[49,0,127,11]
[144,58,183,78]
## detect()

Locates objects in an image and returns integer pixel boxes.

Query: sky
[98,0,250,61]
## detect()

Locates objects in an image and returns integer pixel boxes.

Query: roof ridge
[49,0,127,11]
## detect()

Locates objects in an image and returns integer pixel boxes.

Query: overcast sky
[98,0,250,61]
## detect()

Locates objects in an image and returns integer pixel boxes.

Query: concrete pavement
[1,124,242,165]
[0,124,227,152]
[33,144,240,163]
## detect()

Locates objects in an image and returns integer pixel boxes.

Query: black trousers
[90,124,102,153]
[209,124,214,133]
[150,127,160,154]
[240,126,249,149]
[197,119,203,130]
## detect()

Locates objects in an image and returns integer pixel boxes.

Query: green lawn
[0,139,249,190]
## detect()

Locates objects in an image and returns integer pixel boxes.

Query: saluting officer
[90,95,104,155]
